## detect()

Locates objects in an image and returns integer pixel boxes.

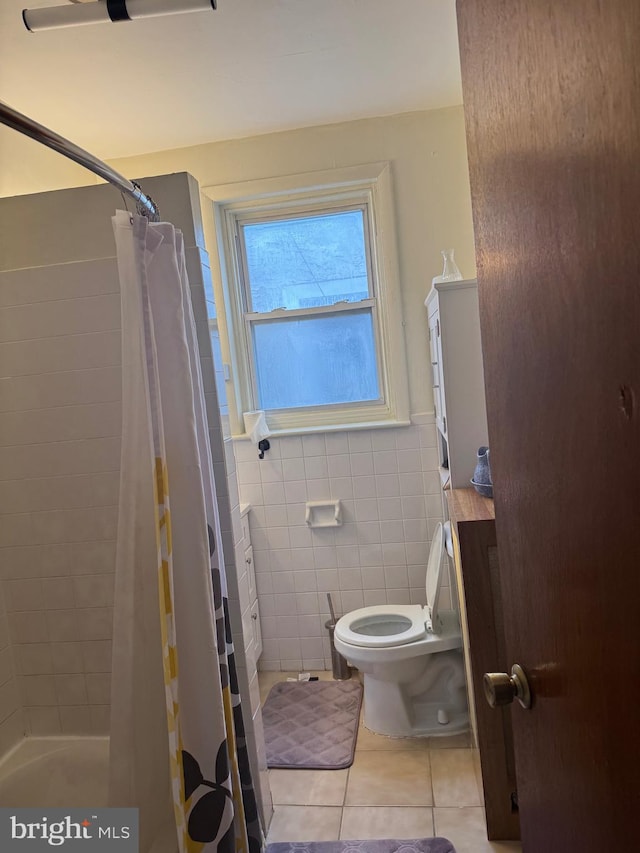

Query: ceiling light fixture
[22,0,217,32]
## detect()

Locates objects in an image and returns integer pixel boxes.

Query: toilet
[333,522,468,737]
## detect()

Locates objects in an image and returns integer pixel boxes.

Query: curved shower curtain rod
[0,99,160,220]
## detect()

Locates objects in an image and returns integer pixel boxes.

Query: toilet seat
[334,523,447,649]
[335,604,430,648]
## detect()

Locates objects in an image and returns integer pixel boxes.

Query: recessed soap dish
[305,499,342,528]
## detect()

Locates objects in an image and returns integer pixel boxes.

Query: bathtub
[0,737,109,807]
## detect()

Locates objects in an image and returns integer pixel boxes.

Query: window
[206,163,410,435]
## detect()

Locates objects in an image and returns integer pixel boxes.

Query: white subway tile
[327,454,351,478]
[404,518,429,542]
[377,498,403,521]
[20,674,57,706]
[241,483,264,506]
[395,427,421,450]
[234,439,257,463]
[289,526,312,548]
[361,565,385,589]
[269,549,292,572]
[333,523,358,546]
[279,437,303,459]
[358,544,383,566]
[336,546,360,569]
[265,504,289,528]
[76,607,113,641]
[302,435,326,457]
[338,569,362,591]
[15,643,52,676]
[348,431,372,453]
[329,477,353,500]
[86,673,111,704]
[386,589,411,605]
[284,481,307,504]
[304,456,328,480]
[405,542,428,565]
[297,615,323,637]
[421,447,440,471]
[282,458,306,481]
[52,642,85,674]
[54,674,87,705]
[4,579,44,611]
[355,499,379,522]
[307,479,331,501]
[0,293,120,344]
[408,565,427,587]
[396,449,421,474]
[399,472,424,496]
[313,547,337,570]
[42,577,75,610]
[350,452,374,477]
[352,476,376,499]
[237,461,262,485]
[293,570,317,592]
[59,706,92,734]
[379,520,406,543]
[295,593,319,615]
[262,482,286,505]
[90,705,110,734]
[384,565,409,588]
[356,522,381,545]
[401,496,427,519]
[8,611,49,644]
[272,572,295,594]
[26,707,61,735]
[376,474,401,497]
[265,527,290,550]
[0,646,13,685]
[425,494,444,518]
[382,543,407,566]
[0,330,120,379]
[363,590,387,606]
[278,638,302,660]
[315,570,339,593]
[300,638,324,659]
[260,459,283,484]
[371,430,397,451]
[373,450,398,475]
[340,590,364,611]
[324,433,349,455]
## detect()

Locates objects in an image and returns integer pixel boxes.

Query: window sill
[231,418,412,441]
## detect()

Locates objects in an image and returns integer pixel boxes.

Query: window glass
[252,309,380,410]
[242,209,370,312]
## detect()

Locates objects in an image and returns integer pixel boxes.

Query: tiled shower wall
[233,413,449,672]
[0,581,23,753]
[0,256,121,736]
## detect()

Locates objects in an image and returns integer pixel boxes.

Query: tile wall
[0,581,23,754]
[233,413,450,672]
[0,257,121,736]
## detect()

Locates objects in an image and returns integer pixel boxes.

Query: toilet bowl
[334,522,468,737]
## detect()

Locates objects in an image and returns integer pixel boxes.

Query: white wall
[109,106,476,417]
[0,127,96,198]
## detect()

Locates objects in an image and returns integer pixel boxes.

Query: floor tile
[430,748,482,807]
[341,806,434,840]
[428,731,472,749]
[434,807,522,852]
[269,768,348,806]
[356,723,430,752]
[345,749,432,806]
[266,806,342,843]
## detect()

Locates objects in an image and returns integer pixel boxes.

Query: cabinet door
[245,545,256,603]
[251,599,262,659]
[429,313,447,435]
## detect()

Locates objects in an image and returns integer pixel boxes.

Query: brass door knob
[483,664,531,709]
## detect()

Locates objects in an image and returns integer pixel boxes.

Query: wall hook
[257,438,270,460]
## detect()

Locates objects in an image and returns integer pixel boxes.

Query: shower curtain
[109,211,262,853]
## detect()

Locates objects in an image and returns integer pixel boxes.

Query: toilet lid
[425,522,445,627]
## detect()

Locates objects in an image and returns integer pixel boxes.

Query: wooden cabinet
[447,488,519,841]
[425,279,488,489]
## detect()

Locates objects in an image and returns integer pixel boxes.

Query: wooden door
[456,1,640,849]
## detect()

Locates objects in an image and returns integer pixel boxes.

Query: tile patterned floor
[259,670,522,853]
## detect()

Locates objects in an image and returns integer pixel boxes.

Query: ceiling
[0,0,463,160]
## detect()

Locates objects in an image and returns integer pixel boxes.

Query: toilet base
[360,649,469,738]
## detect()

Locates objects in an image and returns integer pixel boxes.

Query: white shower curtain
[109,211,262,853]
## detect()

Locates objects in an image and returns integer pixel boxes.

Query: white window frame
[202,162,410,437]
